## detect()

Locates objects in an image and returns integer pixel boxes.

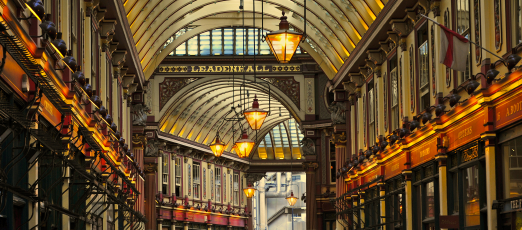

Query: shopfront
[497,124,522,230]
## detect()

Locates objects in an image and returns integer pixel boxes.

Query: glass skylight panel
[224,28,234,55]
[212,29,222,55]
[187,36,198,55]
[247,28,258,55]
[280,123,289,148]
[289,119,300,148]
[236,28,245,55]
[199,31,210,55]
[260,30,271,55]
[264,134,272,147]
[175,41,186,56]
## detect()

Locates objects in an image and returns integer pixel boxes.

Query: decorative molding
[301,138,316,156]
[245,173,265,185]
[321,131,326,184]
[305,78,315,114]
[494,0,502,51]
[188,164,191,196]
[302,162,319,171]
[430,0,440,17]
[203,168,206,199]
[367,50,386,66]
[144,163,157,174]
[159,78,200,110]
[210,169,214,200]
[112,50,127,68]
[261,77,300,110]
[391,18,413,38]
[343,81,357,95]
[363,94,367,147]
[327,102,346,125]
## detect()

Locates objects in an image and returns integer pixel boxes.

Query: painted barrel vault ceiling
[123,0,387,79]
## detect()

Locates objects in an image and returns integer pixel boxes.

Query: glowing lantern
[209,132,225,157]
[243,95,268,130]
[243,184,256,198]
[265,11,303,64]
[286,191,298,206]
[26,0,45,21]
[233,130,255,158]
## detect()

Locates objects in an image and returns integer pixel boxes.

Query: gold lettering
[207,66,214,72]
[256,66,263,72]
[246,66,254,72]
[215,66,222,72]
[191,66,199,72]
[391,164,399,171]
[263,66,269,72]
[224,66,229,72]
[199,66,207,72]
[457,127,473,140]
[420,148,430,158]
[238,66,244,72]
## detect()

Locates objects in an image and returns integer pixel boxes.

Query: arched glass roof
[255,118,303,160]
[163,27,305,56]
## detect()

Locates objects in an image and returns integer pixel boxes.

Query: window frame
[417,22,430,111]
[215,167,222,203]
[175,157,182,197]
[412,162,439,229]
[447,142,486,229]
[193,162,201,199]
[233,172,240,206]
[454,0,472,87]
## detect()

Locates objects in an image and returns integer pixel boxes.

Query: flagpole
[419,14,506,63]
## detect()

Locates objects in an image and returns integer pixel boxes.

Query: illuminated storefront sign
[158,65,302,73]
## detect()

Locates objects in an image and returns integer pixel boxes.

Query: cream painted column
[28,160,38,229]
[184,222,189,230]
[114,204,119,230]
[170,153,176,196]
[158,220,163,230]
[258,178,267,230]
[379,182,386,230]
[171,222,175,230]
[83,7,92,85]
[359,191,365,229]
[437,153,449,230]
[158,153,163,194]
[403,170,413,230]
[485,138,497,230]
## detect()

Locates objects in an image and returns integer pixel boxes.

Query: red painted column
[303,162,318,230]
[144,163,158,230]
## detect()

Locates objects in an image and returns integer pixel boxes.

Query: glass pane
[504,138,522,198]
[247,28,257,55]
[453,173,459,213]
[516,0,522,45]
[187,36,198,56]
[463,165,480,226]
[426,181,435,218]
[419,41,429,89]
[260,30,271,55]
[391,69,398,106]
[224,28,234,55]
[199,31,210,55]
[236,28,245,55]
[457,0,470,34]
[212,29,222,55]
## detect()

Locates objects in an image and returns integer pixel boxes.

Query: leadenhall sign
[158,64,302,73]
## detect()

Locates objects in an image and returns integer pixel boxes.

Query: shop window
[216,167,222,202]
[386,177,406,230]
[513,0,522,46]
[175,157,181,196]
[413,163,438,229]
[448,143,484,228]
[364,187,381,229]
[502,136,522,198]
[463,165,480,226]
[193,162,201,199]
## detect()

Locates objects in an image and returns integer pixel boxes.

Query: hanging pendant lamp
[265,11,303,64]
[243,183,256,198]
[209,132,225,157]
[286,190,298,206]
[233,130,255,158]
[243,95,268,130]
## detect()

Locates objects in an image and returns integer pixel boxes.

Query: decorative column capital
[330,132,347,147]
[144,163,157,174]
[245,173,265,185]
[132,133,147,149]
[302,162,318,173]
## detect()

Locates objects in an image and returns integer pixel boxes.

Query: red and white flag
[439,24,469,72]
